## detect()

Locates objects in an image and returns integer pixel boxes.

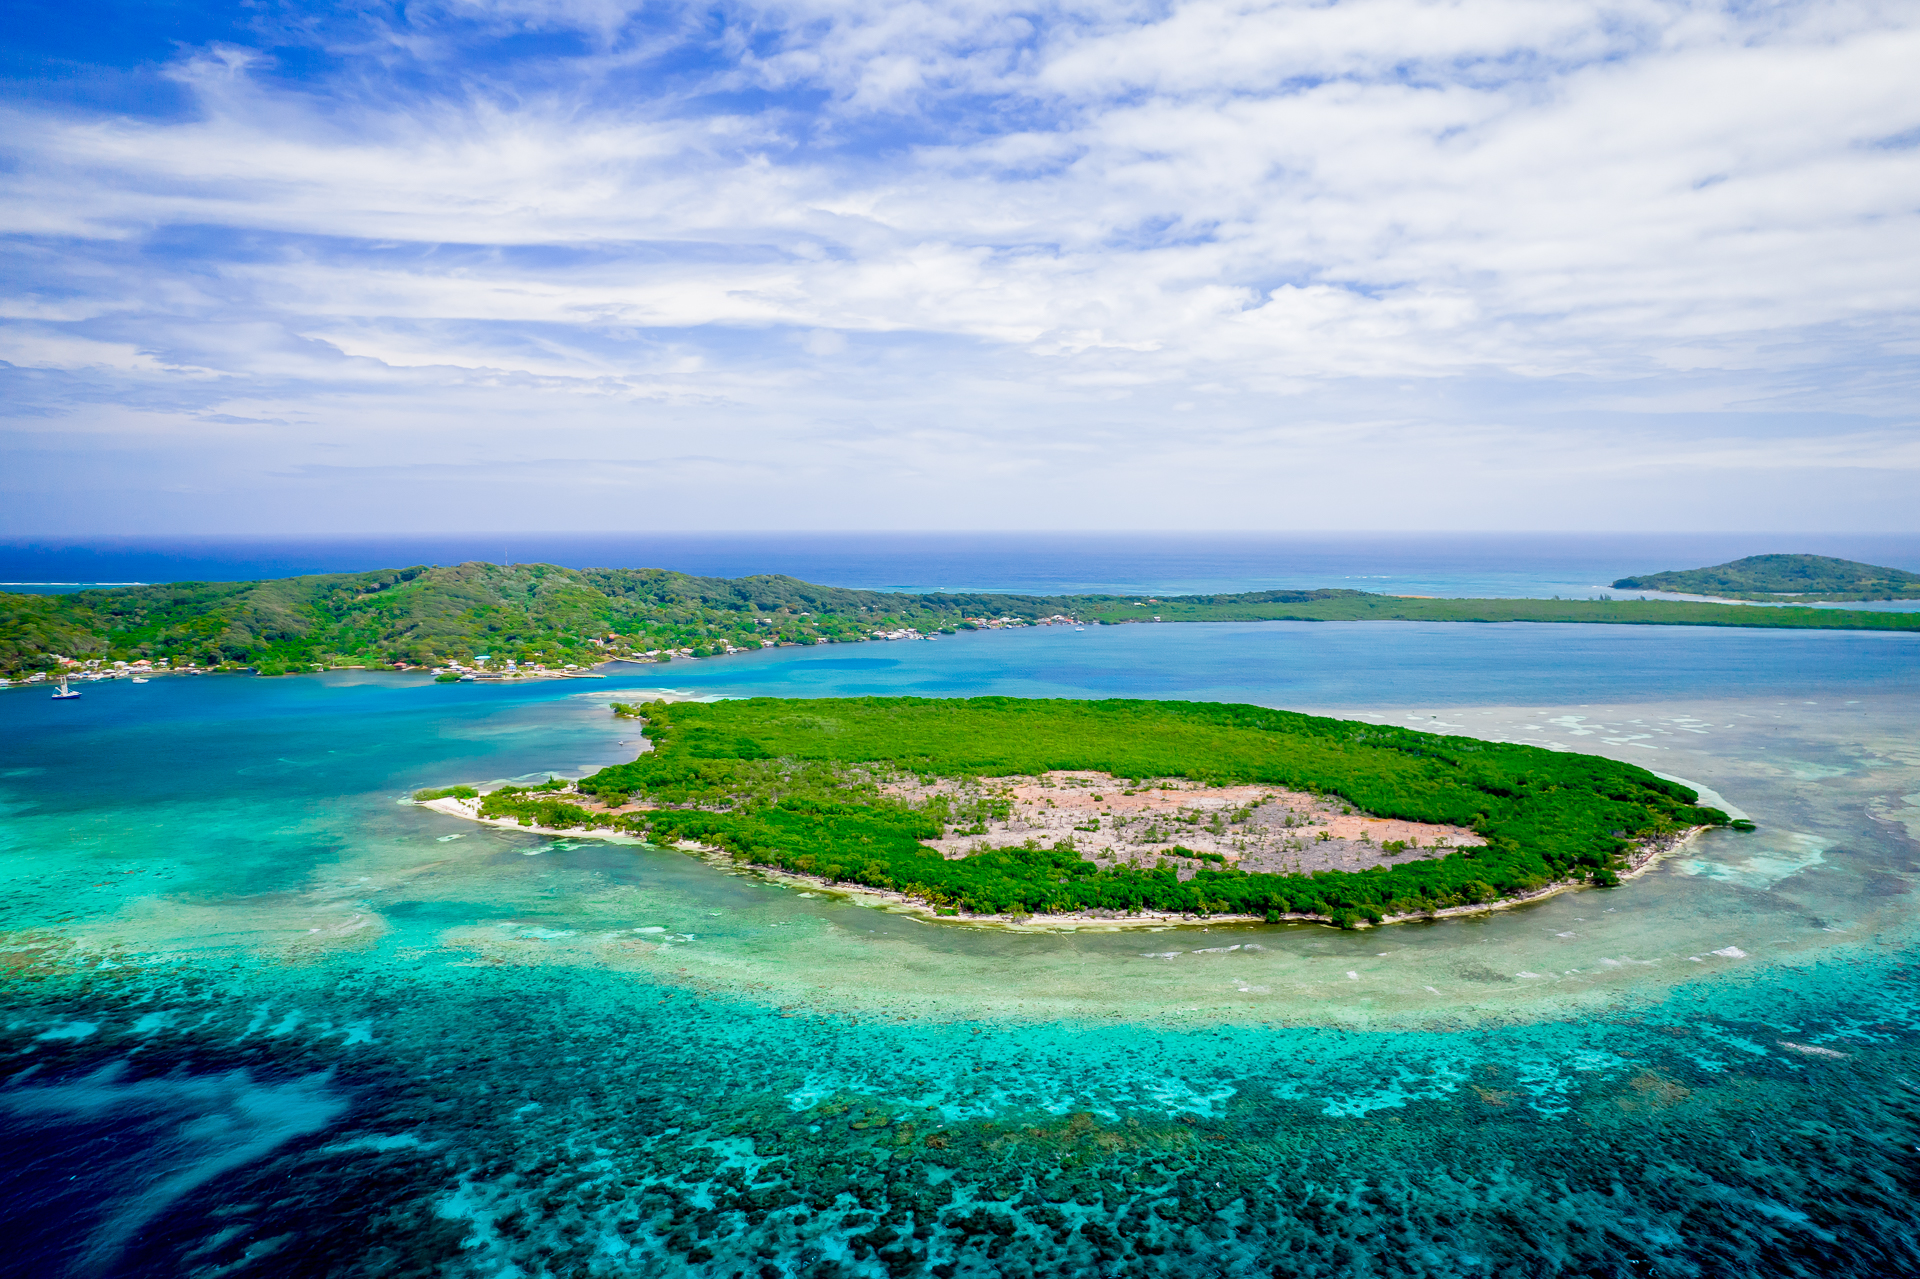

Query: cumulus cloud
[1,0,1916,531]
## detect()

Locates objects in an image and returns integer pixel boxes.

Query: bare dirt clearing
[886,770,1484,878]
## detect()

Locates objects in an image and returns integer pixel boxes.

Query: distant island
[4,559,1920,679]
[1613,553,1920,602]
[416,696,1740,928]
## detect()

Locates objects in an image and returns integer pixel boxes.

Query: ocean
[3,602,1918,1274]
[7,530,1920,600]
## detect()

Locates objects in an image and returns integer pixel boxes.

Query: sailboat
[50,672,81,700]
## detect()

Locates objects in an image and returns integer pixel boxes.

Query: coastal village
[1,610,1088,688]
[1,655,208,687]
[420,613,1085,683]
[0,563,1128,685]
[9,555,1917,688]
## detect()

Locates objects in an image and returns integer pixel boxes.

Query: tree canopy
[1612,554,1920,601]
[7,559,1914,677]
[470,696,1735,927]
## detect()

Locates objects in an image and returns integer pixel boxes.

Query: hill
[5,562,1919,678]
[0,562,1068,676]
[1612,554,1920,601]
[0,564,1367,676]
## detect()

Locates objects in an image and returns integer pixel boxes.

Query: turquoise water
[607,620,1920,704]
[4,626,1918,1277]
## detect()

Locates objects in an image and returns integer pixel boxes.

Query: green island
[0,562,1074,677]
[4,558,1918,678]
[1072,593,1920,627]
[436,696,1741,928]
[1612,553,1920,602]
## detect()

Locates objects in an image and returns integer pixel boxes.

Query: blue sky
[3,0,1917,533]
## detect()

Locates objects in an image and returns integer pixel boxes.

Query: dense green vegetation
[470,697,1733,927]
[6,560,1917,677]
[1079,592,1920,629]
[1612,553,1920,601]
[412,784,479,801]
[0,563,1078,676]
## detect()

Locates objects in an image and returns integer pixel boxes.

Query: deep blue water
[7,530,1920,599]
[4,625,1919,1278]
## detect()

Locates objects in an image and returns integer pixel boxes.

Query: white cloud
[1,0,1916,531]
[0,326,215,377]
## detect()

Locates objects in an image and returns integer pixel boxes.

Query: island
[5,559,1920,681]
[415,696,1743,928]
[1612,553,1920,602]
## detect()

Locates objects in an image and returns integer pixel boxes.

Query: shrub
[414,785,479,801]
[534,696,1731,923]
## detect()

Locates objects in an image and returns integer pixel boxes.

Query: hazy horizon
[7,530,1920,600]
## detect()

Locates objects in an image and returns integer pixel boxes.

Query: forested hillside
[1612,553,1920,601]
[5,561,1915,677]
[0,562,1059,675]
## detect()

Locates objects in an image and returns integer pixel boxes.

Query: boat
[50,673,81,700]
[131,677,150,683]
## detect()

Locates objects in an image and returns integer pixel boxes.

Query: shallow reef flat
[5,929,1918,1278]
[4,663,1919,1275]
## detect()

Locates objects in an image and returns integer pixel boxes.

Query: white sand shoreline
[414,796,1707,932]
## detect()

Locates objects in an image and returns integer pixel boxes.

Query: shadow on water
[4,954,1917,1279]
[0,1061,347,1278]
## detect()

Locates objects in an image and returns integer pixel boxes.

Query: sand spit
[414,782,1704,933]
[417,795,647,840]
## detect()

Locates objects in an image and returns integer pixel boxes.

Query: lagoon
[3,621,1917,1276]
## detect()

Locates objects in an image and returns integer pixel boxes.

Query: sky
[3,0,1917,534]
